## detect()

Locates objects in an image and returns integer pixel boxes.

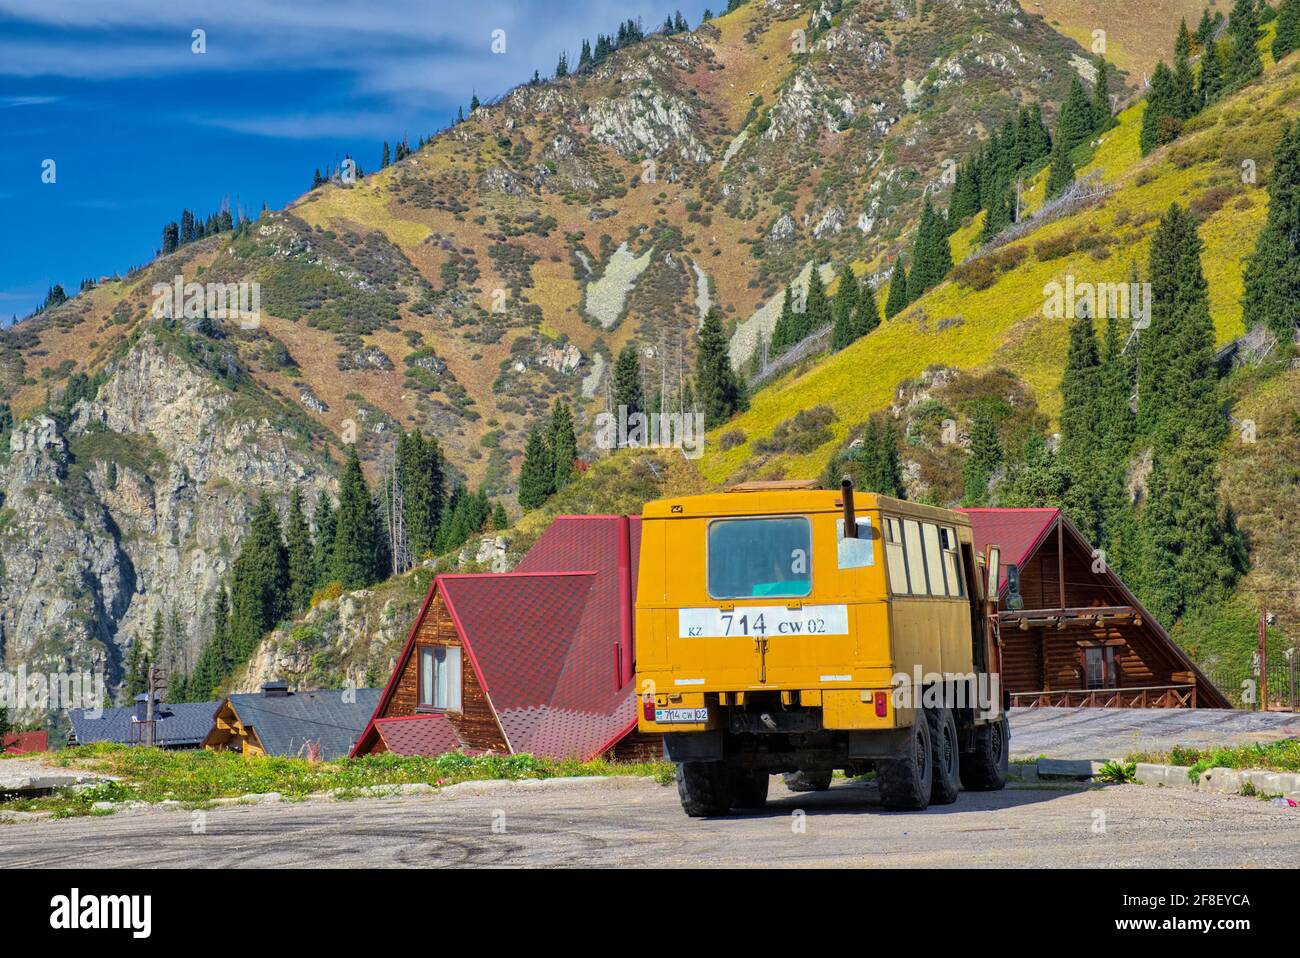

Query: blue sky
[0,0,711,321]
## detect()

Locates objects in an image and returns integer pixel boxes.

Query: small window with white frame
[418,645,462,711]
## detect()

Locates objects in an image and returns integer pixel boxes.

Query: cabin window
[419,646,462,710]
[902,519,929,595]
[1083,646,1116,689]
[836,517,875,569]
[921,523,948,597]
[707,517,813,599]
[941,527,966,598]
[884,517,911,595]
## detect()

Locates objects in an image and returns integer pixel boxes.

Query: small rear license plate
[655,708,709,723]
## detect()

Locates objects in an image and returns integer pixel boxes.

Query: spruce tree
[855,274,880,338]
[1140,62,1182,155]
[1172,20,1198,119]
[229,496,290,659]
[330,449,380,590]
[1197,37,1226,106]
[188,587,231,700]
[1225,0,1263,88]
[962,411,1003,507]
[830,265,861,352]
[124,637,149,699]
[1057,76,1096,154]
[771,285,796,354]
[1196,8,1218,48]
[547,399,578,491]
[399,431,444,559]
[1276,0,1300,60]
[612,344,645,415]
[949,162,981,222]
[908,200,952,298]
[1045,130,1076,200]
[1092,57,1115,131]
[285,488,315,613]
[1241,121,1300,343]
[695,307,743,428]
[518,426,554,510]
[1138,204,1222,449]
[1058,312,1105,543]
[884,260,909,319]
[311,491,336,587]
[803,267,831,336]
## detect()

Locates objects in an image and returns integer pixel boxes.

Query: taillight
[874,691,888,718]
[642,694,656,721]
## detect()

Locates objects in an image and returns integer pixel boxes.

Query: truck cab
[635,479,1009,816]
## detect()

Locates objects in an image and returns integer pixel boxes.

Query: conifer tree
[1198,37,1226,106]
[1225,0,1264,88]
[1045,128,1076,200]
[884,260,909,319]
[518,426,554,510]
[908,200,952,298]
[1196,8,1218,48]
[311,491,336,587]
[125,636,149,699]
[1241,121,1300,343]
[284,488,315,613]
[612,344,645,415]
[1059,312,1105,543]
[1140,62,1183,155]
[1173,20,1198,119]
[1275,0,1300,60]
[830,265,861,352]
[188,587,231,701]
[1057,76,1096,154]
[229,496,289,659]
[855,274,880,338]
[962,411,1003,507]
[1092,57,1115,131]
[398,431,444,559]
[803,267,832,336]
[949,162,981,223]
[330,449,380,590]
[548,399,578,491]
[771,285,797,354]
[695,307,743,428]
[556,50,569,77]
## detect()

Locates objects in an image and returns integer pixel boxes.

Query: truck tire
[960,714,1009,791]
[783,770,833,792]
[730,768,771,809]
[676,761,734,817]
[927,707,961,805]
[877,714,933,811]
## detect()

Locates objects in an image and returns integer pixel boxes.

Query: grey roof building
[68,694,220,749]
[203,682,382,760]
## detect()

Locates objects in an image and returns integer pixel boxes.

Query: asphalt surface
[1008,707,1300,759]
[4,776,1298,868]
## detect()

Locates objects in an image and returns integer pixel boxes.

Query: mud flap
[847,727,912,760]
[663,730,725,763]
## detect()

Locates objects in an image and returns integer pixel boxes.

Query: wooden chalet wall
[381,589,509,752]
[1002,524,1189,695]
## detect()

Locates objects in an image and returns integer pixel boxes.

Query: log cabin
[960,508,1229,708]
[351,515,662,761]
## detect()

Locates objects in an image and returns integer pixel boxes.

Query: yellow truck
[635,479,1009,816]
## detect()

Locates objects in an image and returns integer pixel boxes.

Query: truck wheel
[730,768,771,809]
[927,707,961,805]
[959,714,1009,791]
[676,761,734,817]
[783,770,833,792]
[877,714,933,811]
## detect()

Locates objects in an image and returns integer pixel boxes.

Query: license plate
[654,708,709,723]
[677,605,849,638]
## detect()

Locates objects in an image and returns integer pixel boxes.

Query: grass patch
[1125,739,1300,780]
[0,743,673,818]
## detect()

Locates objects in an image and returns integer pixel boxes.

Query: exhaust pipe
[840,477,857,539]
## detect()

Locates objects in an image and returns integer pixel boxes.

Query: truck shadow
[732,778,1089,819]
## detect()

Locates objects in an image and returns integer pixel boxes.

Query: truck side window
[922,523,947,597]
[902,519,930,596]
[884,517,911,595]
[941,527,966,597]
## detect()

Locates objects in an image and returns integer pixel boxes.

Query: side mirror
[986,546,1001,600]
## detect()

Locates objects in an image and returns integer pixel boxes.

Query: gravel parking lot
[3,775,1298,868]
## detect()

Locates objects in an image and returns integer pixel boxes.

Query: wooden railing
[1010,685,1197,709]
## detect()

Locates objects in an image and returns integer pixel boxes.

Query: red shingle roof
[373,714,466,756]
[958,508,1059,592]
[352,516,642,761]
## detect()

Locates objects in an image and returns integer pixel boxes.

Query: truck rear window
[707,517,812,599]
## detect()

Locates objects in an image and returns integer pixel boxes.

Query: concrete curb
[1134,763,1300,800]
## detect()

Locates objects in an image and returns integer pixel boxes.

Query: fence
[1200,649,1299,711]
[748,323,834,389]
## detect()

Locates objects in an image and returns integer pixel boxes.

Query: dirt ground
[3,775,1298,869]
